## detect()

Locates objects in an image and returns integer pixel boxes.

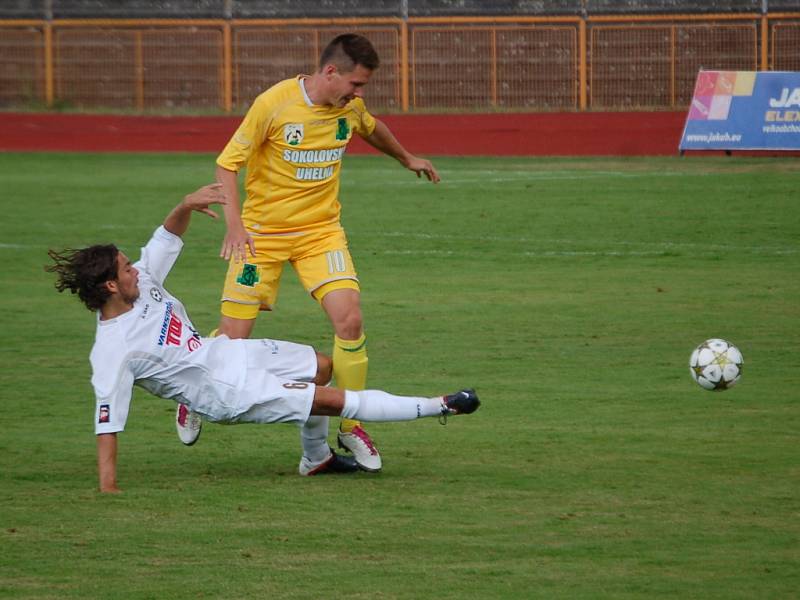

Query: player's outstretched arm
[216,165,256,262]
[162,183,227,238]
[363,119,440,183]
[97,433,120,493]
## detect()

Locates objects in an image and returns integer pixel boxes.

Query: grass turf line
[0,153,798,599]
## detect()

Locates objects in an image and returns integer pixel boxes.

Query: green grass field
[1,153,798,599]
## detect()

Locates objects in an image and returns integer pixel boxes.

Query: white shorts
[217,338,317,425]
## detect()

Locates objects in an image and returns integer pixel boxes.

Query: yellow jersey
[217,76,377,234]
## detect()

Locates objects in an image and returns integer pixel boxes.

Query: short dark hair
[319,34,380,72]
[45,244,119,311]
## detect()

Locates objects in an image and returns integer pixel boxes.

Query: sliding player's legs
[234,377,480,473]
[311,386,480,422]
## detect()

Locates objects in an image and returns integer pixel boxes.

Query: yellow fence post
[223,22,232,112]
[491,27,497,108]
[44,21,54,107]
[134,30,144,111]
[579,16,586,110]
[670,24,676,108]
[401,19,409,112]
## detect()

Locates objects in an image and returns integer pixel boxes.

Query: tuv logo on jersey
[157,302,183,346]
[284,124,304,146]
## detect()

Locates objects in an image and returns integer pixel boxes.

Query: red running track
[0,111,687,155]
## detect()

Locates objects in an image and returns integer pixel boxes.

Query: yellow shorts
[221,225,360,320]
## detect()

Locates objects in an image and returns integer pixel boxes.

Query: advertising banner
[679,70,800,151]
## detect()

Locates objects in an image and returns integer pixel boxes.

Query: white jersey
[91,226,316,435]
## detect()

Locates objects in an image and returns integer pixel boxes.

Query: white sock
[342,390,443,422]
[300,415,330,463]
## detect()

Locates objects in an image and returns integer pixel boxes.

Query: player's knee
[315,352,333,385]
[333,309,363,340]
[218,314,256,339]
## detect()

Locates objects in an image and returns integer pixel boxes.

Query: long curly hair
[45,245,119,311]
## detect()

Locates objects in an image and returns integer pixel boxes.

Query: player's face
[114,252,140,304]
[328,64,372,107]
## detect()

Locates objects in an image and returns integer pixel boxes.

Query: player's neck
[302,73,330,106]
[100,296,134,321]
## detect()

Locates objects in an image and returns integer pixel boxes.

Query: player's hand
[221,223,256,263]
[406,157,440,183]
[183,183,227,219]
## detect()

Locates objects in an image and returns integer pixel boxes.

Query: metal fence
[1,12,799,113]
[5,1,800,19]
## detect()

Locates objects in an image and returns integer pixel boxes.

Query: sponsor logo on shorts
[260,339,279,354]
[99,404,110,423]
[236,264,260,287]
[284,124,304,146]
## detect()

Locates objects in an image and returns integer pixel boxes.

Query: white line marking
[342,171,693,186]
[357,231,798,254]
[379,248,796,258]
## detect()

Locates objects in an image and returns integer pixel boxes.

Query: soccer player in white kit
[46,184,479,493]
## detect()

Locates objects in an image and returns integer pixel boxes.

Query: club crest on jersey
[284,124,304,146]
[237,263,260,287]
[150,287,163,302]
[336,118,350,141]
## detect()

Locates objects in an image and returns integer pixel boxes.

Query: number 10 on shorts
[325,250,347,274]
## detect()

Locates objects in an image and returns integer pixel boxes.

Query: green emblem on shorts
[237,263,260,287]
[336,118,350,141]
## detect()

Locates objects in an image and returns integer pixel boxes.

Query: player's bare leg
[218,314,257,339]
[321,288,381,472]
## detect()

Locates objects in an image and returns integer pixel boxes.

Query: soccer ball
[689,339,743,391]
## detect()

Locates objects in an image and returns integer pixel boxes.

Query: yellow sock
[333,333,368,433]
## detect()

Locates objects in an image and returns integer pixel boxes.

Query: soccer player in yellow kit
[177,34,439,473]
